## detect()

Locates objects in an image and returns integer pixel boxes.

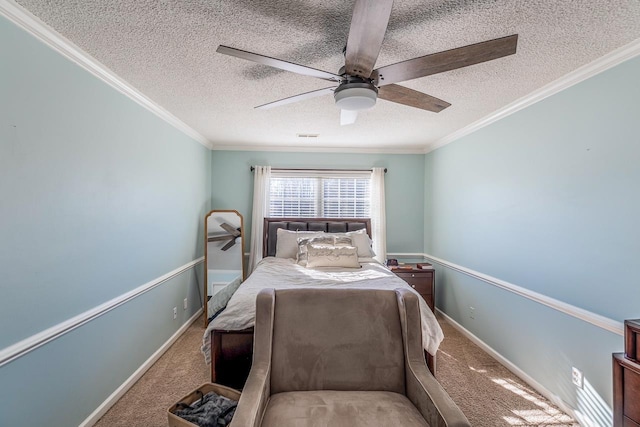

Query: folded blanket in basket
[174,391,237,427]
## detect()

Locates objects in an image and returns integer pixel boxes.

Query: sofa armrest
[406,362,470,427]
[230,289,276,427]
[230,364,271,427]
[396,289,470,427]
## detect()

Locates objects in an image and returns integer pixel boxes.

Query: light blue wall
[5,4,636,424]
[425,55,640,424]
[211,150,426,254]
[0,16,210,427]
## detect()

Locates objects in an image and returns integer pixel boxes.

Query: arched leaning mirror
[204,210,245,327]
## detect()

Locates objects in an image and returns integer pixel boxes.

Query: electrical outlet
[469,306,475,320]
[173,307,177,320]
[183,298,188,310]
[572,367,584,389]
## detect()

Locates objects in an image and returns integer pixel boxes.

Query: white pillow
[305,244,360,269]
[296,235,335,265]
[275,229,324,259]
[326,229,375,258]
[333,235,353,246]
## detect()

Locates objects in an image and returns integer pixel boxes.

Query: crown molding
[0,0,213,150]
[425,37,640,154]
[6,0,638,156]
[211,143,426,155]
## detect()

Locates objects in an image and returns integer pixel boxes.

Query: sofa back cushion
[269,288,405,394]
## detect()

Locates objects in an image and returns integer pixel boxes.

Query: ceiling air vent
[296,133,319,138]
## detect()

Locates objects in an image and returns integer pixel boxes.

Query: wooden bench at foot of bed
[211,329,436,390]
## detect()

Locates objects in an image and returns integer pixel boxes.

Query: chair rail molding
[388,252,624,336]
[425,253,624,336]
[0,257,204,368]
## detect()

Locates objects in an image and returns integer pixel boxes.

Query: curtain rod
[250,167,387,173]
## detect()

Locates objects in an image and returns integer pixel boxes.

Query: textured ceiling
[13,0,640,152]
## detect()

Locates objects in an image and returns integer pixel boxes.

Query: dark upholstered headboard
[263,217,371,258]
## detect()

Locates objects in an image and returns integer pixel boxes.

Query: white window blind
[269,170,371,218]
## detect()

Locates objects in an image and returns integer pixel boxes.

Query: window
[269,170,371,218]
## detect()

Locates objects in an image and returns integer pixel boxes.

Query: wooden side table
[391,266,435,312]
[613,319,640,426]
[613,353,640,427]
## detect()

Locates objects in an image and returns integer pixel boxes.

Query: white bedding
[202,257,444,363]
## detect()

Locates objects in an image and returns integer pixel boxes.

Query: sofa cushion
[261,390,429,427]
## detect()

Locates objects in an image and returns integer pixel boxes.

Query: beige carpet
[436,317,577,427]
[94,317,210,427]
[94,314,578,427]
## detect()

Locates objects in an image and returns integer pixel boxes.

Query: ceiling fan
[217,0,518,125]
[207,222,242,251]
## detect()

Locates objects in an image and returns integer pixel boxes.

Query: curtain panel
[248,165,271,274]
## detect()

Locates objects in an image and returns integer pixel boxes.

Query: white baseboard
[436,309,587,426]
[79,308,203,427]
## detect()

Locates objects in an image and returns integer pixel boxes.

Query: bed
[202,217,444,389]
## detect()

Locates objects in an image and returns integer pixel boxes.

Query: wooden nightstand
[613,319,640,426]
[391,266,435,312]
[613,353,640,426]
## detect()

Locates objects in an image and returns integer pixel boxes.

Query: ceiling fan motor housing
[334,82,378,111]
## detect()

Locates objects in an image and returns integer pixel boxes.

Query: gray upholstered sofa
[230,288,470,427]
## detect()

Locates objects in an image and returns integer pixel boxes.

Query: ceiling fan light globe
[334,84,378,111]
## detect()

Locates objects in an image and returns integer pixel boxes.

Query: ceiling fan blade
[208,234,233,242]
[340,109,358,125]
[372,34,518,86]
[345,0,394,78]
[217,45,341,82]
[220,239,236,251]
[378,84,451,113]
[219,222,241,237]
[255,87,336,110]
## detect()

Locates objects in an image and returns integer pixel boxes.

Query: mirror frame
[204,209,245,327]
